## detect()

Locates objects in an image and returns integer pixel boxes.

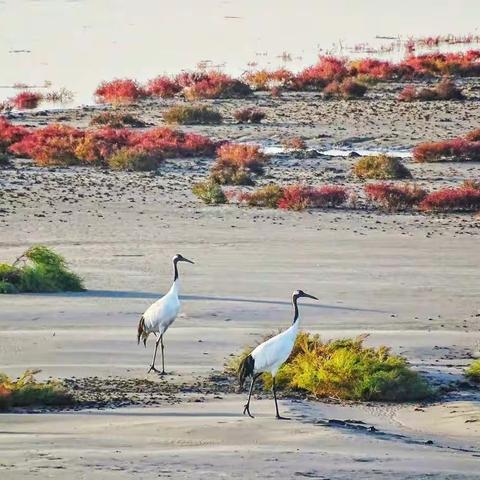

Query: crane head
[293,290,318,301]
[173,254,195,264]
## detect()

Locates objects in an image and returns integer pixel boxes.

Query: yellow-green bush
[164,104,222,125]
[228,332,433,402]
[192,178,227,204]
[0,246,84,294]
[108,147,163,171]
[353,154,412,180]
[466,359,480,383]
[0,370,73,410]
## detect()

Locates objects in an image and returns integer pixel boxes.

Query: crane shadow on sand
[52,290,388,314]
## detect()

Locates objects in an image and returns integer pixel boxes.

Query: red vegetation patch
[75,128,133,164]
[413,138,480,162]
[243,69,294,91]
[465,129,480,142]
[324,78,367,99]
[400,51,480,77]
[364,183,427,211]
[9,124,84,166]
[282,137,307,150]
[420,187,480,212]
[398,79,464,101]
[12,91,43,109]
[132,127,216,158]
[0,117,29,152]
[8,124,216,166]
[295,56,348,89]
[350,59,395,79]
[146,76,182,98]
[278,184,348,211]
[180,71,251,100]
[95,79,147,104]
[233,107,265,124]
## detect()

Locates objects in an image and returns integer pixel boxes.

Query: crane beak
[302,293,318,300]
[182,257,195,264]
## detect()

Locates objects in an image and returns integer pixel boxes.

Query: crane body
[137,254,194,374]
[238,290,318,419]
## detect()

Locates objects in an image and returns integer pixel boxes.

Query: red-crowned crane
[137,254,194,374]
[238,290,318,419]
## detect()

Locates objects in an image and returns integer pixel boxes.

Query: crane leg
[148,336,162,374]
[160,334,166,375]
[243,373,261,418]
[273,377,290,420]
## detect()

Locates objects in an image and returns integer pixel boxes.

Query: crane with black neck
[137,254,194,375]
[238,289,318,419]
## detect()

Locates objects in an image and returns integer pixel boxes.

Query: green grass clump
[89,111,146,128]
[0,245,84,294]
[228,332,433,402]
[163,104,222,125]
[0,369,73,410]
[108,147,163,171]
[353,154,412,180]
[192,178,227,204]
[466,359,480,383]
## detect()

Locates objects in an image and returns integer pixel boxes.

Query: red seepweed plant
[364,183,427,211]
[420,187,480,212]
[0,117,29,152]
[179,71,251,100]
[9,124,84,166]
[146,76,182,98]
[278,184,348,211]
[233,107,266,124]
[95,79,147,104]
[75,128,133,164]
[398,79,464,102]
[11,91,43,109]
[413,138,480,162]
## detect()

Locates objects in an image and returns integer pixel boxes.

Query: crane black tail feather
[238,354,255,388]
[137,316,148,347]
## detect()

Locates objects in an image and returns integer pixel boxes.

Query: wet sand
[1,82,480,478]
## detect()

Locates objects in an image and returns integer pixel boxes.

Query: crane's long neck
[173,259,179,283]
[292,296,299,325]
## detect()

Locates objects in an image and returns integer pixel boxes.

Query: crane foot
[276,415,290,420]
[243,404,254,418]
[147,365,161,374]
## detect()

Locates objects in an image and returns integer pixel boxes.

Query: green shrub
[108,147,163,171]
[228,332,433,402]
[89,111,146,128]
[192,178,227,204]
[0,369,73,410]
[240,184,284,208]
[163,104,222,125]
[0,246,84,294]
[353,155,412,180]
[466,359,480,383]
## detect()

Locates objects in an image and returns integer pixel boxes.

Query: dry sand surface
[1,88,480,479]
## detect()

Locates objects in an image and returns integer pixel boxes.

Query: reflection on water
[0,0,479,106]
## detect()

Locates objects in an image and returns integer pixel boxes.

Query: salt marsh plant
[108,147,163,171]
[277,184,348,211]
[0,246,84,294]
[89,112,146,128]
[233,107,265,124]
[228,333,433,402]
[163,104,222,124]
[364,183,427,212]
[211,143,267,185]
[398,79,464,101]
[466,359,480,383]
[353,155,412,180]
[192,179,227,204]
[0,369,73,410]
[11,91,43,109]
[420,186,480,212]
[95,79,147,104]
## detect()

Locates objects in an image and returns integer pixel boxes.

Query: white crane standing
[137,254,194,374]
[238,289,318,419]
